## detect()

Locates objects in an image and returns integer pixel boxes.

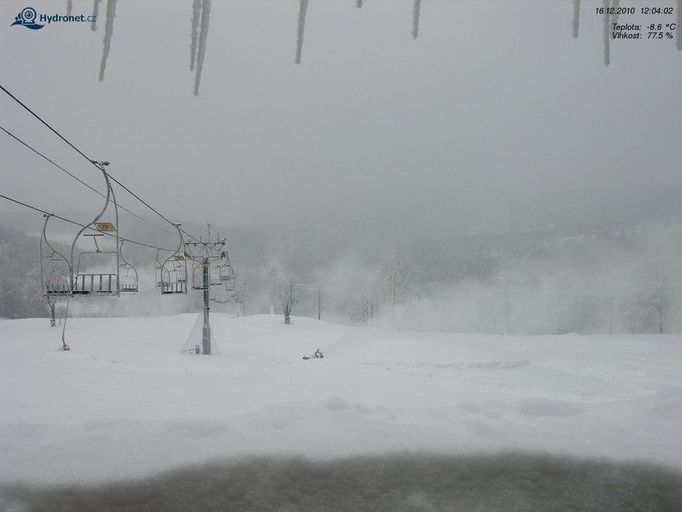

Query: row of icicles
[573,0,682,66]
[86,0,422,96]
[85,0,680,95]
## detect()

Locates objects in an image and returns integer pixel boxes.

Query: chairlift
[210,265,239,304]
[217,252,232,281]
[209,282,237,304]
[39,214,72,297]
[58,160,118,351]
[69,163,121,296]
[72,231,119,295]
[191,260,209,290]
[185,234,228,290]
[223,277,236,293]
[119,240,139,293]
[210,265,222,286]
[222,263,237,293]
[160,225,188,294]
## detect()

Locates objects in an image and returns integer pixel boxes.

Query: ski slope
[0,314,681,485]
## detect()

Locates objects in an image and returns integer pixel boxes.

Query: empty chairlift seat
[118,241,139,293]
[44,281,72,295]
[40,215,73,297]
[159,255,187,295]
[72,273,118,294]
[162,280,187,294]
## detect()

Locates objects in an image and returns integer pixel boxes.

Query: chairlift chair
[159,225,188,295]
[40,215,72,297]
[209,265,223,287]
[191,260,208,290]
[212,252,231,286]
[72,233,119,295]
[161,255,188,294]
[223,277,236,293]
[59,160,119,352]
[119,240,139,293]
[218,261,232,282]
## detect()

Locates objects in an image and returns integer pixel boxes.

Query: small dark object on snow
[303,348,324,360]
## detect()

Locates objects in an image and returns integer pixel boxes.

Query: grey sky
[1,0,681,238]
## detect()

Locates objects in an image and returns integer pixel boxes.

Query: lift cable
[0,192,175,252]
[0,125,177,239]
[0,83,200,242]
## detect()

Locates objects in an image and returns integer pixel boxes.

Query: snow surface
[0,313,681,485]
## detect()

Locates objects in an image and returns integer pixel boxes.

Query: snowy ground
[1,313,681,489]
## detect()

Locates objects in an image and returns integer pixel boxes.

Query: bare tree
[315,283,327,320]
[361,291,378,324]
[496,270,521,335]
[359,282,383,325]
[380,253,415,306]
[233,279,247,317]
[644,266,671,334]
[279,279,296,324]
[624,304,641,334]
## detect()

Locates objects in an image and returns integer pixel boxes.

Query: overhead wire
[0,83,200,242]
[0,192,175,252]
[0,124,177,238]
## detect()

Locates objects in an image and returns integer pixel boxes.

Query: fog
[3,453,681,511]
[1,1,681,332]
[1,0,681,236]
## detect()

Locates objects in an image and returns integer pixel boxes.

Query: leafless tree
[279,279,296,324]
[644,266,671,334]
[315,283,327,320]
[380,253,415,306]
[361,290,379,324]
[496,270,521,335]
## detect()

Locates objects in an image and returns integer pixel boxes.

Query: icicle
[295,0,309,64]
[572,0,580,38]
[356,0,363,7]
[678,0,681,50]
[98,0,117,81]
[611,0,620,29]
[67,0,73,16]
[602,0,610,66]
[412,0,421,39]
[190,0,201,71]
[91,0,101,31]
[193,0,212,96]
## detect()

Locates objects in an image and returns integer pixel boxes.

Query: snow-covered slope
[1,314,681,485]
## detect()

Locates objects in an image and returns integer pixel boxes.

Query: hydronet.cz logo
[11,7,44,30]
[11,6,96,30]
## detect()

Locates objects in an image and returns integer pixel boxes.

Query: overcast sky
[1,0,681,239]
